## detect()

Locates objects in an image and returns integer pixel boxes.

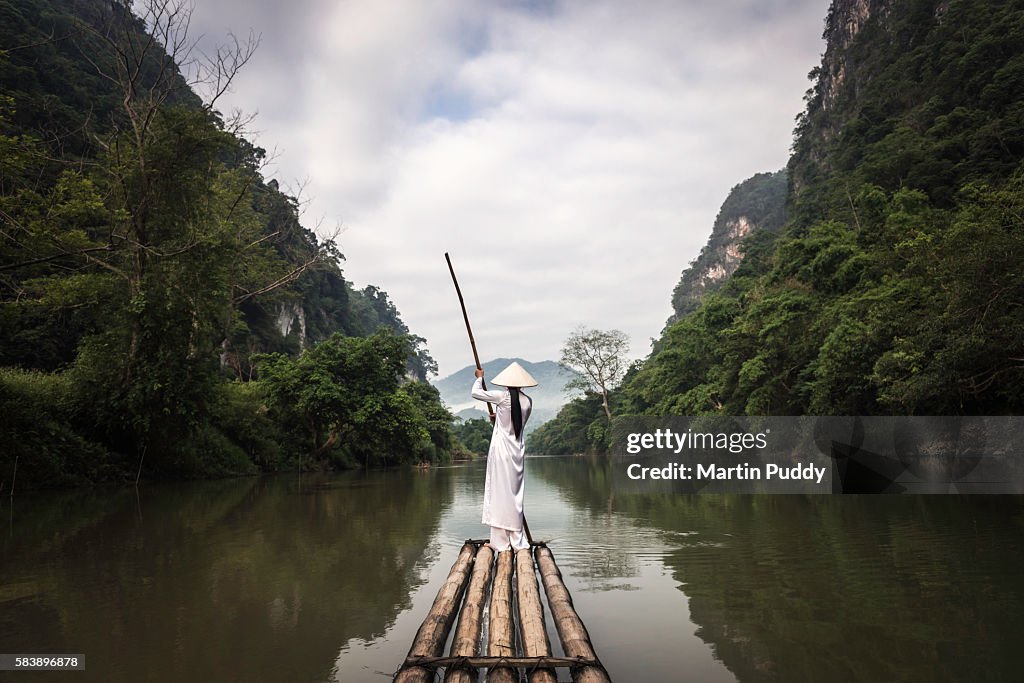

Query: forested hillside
[532,0,1024,454]
[0,0,451,487]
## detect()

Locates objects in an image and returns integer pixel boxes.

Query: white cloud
[188,0,828,377]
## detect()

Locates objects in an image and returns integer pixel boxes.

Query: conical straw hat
[490,361,538,387]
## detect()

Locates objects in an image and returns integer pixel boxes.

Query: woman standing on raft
[471,361,537,552]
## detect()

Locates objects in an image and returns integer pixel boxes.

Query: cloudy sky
[187,0,829,378]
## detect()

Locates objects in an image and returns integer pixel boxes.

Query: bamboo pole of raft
[395,542,478,683]
[516,548,557,683]
[535,546,611,683]
[400,655,603,669]
[444,544,495,683]
[486,549,517,683]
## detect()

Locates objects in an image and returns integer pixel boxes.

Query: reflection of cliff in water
[529,456,1024,681]
[0,469,454,682]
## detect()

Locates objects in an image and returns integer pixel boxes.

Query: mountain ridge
[433,358,577,434]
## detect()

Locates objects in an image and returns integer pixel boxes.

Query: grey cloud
[187,0,828,377]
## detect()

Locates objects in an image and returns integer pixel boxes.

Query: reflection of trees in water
[530,455,616,512]
[529,456,641,587]
[529,457,1024,681]
[644,496,1024,680]
[0,469,455,682]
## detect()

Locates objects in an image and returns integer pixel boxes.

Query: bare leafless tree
[80,0,259,125]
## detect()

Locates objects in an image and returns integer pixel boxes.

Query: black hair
[510,387,523,440]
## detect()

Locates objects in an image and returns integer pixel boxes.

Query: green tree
[452,417,493,455]
[1,1,334,474]
[398,380,455,462]
[255,330,442,468]
[560,326,630,423]
[527,393,605,454]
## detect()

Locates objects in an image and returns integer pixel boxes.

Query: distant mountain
[433,358,578,434]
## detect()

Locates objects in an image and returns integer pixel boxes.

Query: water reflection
[2,459,1023,682]
[529,456,1024,682]
[0,470,454,683]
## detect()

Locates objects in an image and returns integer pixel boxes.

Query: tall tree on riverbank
[559,326,630,423]
[44,0,334,466]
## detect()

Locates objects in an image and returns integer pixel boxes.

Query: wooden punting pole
[516,547,557,683]
[444,544,495,683]
[535,545,611,683]
[487,549,517,683]
[395,542,478,683]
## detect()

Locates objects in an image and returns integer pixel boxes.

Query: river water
[1,456,1022,682]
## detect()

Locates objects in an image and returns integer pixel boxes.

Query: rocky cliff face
[274,301,307,349]
[670,0,933,324]
[787,0,999,217]
[669,170,788,321]
[791,0,898,192]
[819,0,890,114]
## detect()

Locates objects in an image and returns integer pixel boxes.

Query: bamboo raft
[393,540,611,683]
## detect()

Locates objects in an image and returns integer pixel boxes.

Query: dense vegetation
[450,417,493,456]
[531,0,1024,454]
[0,0,454,488]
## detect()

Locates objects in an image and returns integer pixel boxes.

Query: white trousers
[489,525,530,552]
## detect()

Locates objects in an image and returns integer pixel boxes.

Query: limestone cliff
[669,170,788,321]
[791,0,897,192]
